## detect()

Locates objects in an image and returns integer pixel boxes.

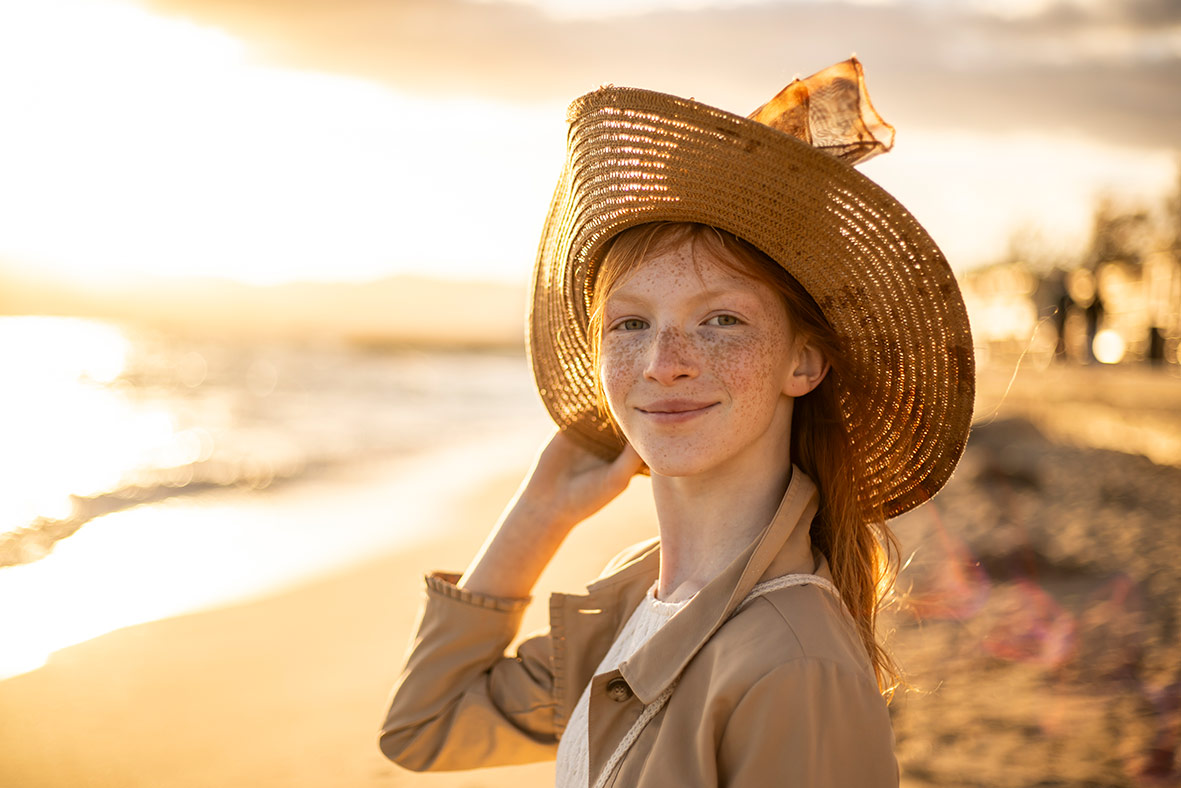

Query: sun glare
[0,501,269,678]
[0,317,182,531]
[0,0,1173,287]
[0,0,563,286]
[1092,329,1127,365]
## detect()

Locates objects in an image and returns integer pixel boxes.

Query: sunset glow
[1,3,1179,784]
[0,0,563,285]
[0,0,1174,287]
[0,318,166,529]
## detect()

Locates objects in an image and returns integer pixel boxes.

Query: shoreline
[0,431,659,788]
[0,420,551,680]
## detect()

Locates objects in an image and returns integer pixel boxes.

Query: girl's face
[599,239,822,479]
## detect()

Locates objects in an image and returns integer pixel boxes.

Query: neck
[651,446,793,603]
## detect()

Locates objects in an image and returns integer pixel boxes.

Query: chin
[631,440,729,479]
[644,459,705,478]
[628,423,791,481]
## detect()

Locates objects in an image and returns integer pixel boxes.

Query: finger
[606,443,645,485]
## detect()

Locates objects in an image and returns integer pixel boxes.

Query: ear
[782,336,829,398]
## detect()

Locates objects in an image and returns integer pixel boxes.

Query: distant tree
[1084,196,1154,270]
[1166,158,1181,254]
[1004,222,1073,274]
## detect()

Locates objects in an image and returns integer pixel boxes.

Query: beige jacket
[379,470,898,786]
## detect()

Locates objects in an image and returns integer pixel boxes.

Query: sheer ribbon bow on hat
[748,57,894,166]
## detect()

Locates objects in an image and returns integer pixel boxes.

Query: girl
[379,58,974,787]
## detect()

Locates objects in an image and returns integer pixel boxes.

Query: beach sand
[885,411,1181,788]
[0,453,657,788]
[1,362,1179,787]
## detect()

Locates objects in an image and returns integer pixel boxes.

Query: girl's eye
[618,318,649,331]
[706,314,741,327]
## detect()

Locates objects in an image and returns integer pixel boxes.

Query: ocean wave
[0,317,538,569]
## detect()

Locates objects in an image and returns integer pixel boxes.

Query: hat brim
[528,86,974,520]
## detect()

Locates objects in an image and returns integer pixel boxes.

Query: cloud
[134,0,1180,148]
[1065,0,1181,28]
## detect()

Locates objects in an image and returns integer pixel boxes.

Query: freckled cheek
[711,337,786,413]
[599,343,644,410]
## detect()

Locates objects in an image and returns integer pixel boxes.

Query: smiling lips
[636,399,718,424]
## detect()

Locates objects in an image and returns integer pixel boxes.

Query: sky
[0,0,1177,285]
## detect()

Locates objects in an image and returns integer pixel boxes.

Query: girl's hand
[513,431,644,537]
[457,431,643,599]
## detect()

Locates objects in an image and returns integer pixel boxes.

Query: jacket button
[606,677,633,702]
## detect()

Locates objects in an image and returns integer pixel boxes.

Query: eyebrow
[606,287,762,309]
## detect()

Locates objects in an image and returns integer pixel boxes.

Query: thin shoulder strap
[737,572,839,614]
[591,574,839,788]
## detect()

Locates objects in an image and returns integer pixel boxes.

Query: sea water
[0,316,549,677]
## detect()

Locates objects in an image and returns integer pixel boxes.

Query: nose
[644,326,699,385]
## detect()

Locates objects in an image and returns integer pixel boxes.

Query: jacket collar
[600,466,821,704]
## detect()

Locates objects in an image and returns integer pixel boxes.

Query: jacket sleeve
[378,572,560,771]
[716,657,899,787]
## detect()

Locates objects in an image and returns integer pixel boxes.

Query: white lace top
[554,584,692,788]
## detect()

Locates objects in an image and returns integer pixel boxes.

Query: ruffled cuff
[424,571,532,613]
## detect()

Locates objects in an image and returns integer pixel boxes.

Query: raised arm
[379,431,641,771]
[458,431,642,599]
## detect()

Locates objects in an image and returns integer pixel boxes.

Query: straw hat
[527,59,974,519]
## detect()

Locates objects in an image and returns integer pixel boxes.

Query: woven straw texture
[528,86,974,519]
